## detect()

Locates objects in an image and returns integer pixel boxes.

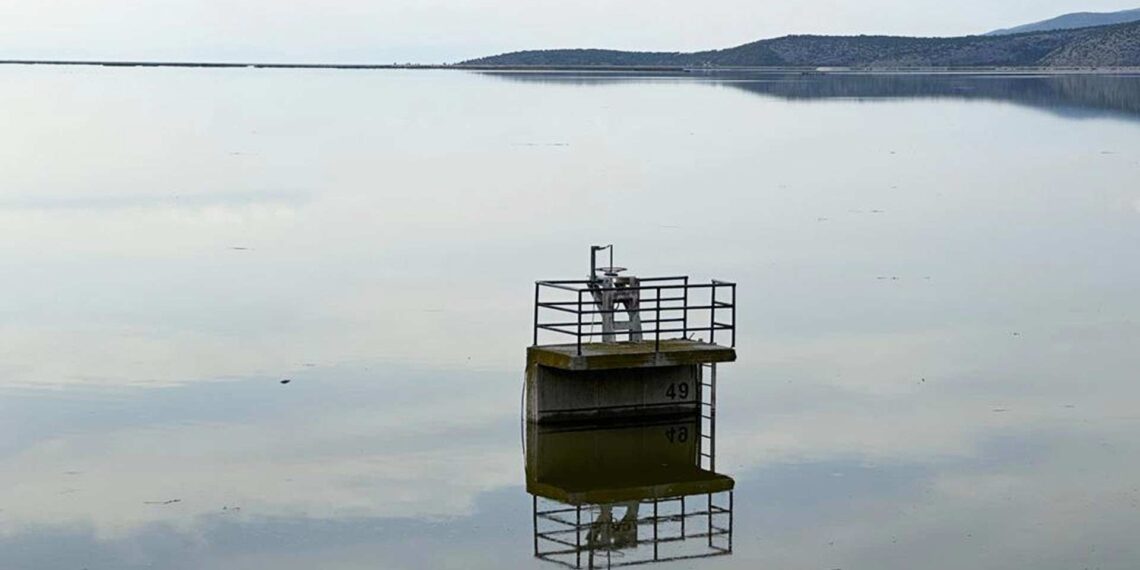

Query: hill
[462,21,1140,68]
[988,8,1140,35]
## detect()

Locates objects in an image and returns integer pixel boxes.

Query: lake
[2,67,1139,569]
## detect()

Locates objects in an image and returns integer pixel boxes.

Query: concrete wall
[526,364,701,423]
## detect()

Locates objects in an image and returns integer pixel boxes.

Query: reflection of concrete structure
[527,420,733,568]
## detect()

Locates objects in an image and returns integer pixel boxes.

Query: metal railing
[533,276,736,355]
[533,492,734,569]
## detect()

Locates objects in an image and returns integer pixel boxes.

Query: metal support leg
[576,290,583,355]
[681,496,686,537]
[576,505,582,569]
[729,491,735,553]
[653,499,659,561]
[707,493,713,548]
[710,364,717,471]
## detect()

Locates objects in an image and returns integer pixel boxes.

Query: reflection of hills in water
[527,419,733,568]
[481,71,1140,120]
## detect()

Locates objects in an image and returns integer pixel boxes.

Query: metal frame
[533,492,733,569]
[533,276,737,355]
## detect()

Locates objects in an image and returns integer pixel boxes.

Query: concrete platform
[528,339,736,371]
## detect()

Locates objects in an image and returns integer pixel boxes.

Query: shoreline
[2,60,1140,75]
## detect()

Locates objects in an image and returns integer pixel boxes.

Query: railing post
[575,505,582,569]
[710,363,716,471]
[532,283,540,346]
[731,283,737,348]
[681,495,686,537]
[655,286,661,352]
[576,289,583,356]
[707,493,713,548]
[710,283,717,345]
[682,276,689,340]
[729,490,735,552]
[653,498,659,561]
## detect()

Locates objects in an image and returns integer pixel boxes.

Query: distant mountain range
[463,15,1140,68]
[988,8,1140,35]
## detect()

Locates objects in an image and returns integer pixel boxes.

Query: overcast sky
[1,0,1138,63]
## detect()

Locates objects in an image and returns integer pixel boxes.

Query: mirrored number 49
[665,426,690,443]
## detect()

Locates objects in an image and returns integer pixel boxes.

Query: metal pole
[577,290,583,356]
[710,363,717,471]
[653,499,659,561]
[729,491,735,552]
[710,283,717,345]
[533,283,540,346]
[731,283,737,348]
[576,505,582,569]
[655,287,661,352]
[533,495,539,556]
[682,276,689,340]
[681,496,686,537]
[707,493,713,548]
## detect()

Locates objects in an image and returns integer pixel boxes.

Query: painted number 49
[665,382,690,400]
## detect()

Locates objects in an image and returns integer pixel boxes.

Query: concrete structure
[525,340,735,423]
[528,248,736,423]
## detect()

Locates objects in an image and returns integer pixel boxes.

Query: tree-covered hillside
[463,21,1140,67]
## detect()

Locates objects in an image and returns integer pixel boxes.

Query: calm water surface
[2,68,1140,569]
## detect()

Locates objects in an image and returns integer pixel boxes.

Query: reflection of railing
[533,493,733,569]
[529,398,732,568]
[533,276,737,355]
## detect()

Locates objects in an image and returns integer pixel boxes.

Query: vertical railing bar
[731,283,737,348]
[707,363,716,472]
[576,290,583,356]
[729,491,735,553]
[653,498,659,561]
[575,505,581,569]
[706,493,713,548]
[682,276,689,340]
[533,495,539,556]
[680,495,687,538]
[655,287,661,353]
[533,283,540,346]
[710,283,717,345]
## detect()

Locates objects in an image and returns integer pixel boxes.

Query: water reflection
[482,71,1140,120]
[2,66,1139,569]
[527,419,733,568]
